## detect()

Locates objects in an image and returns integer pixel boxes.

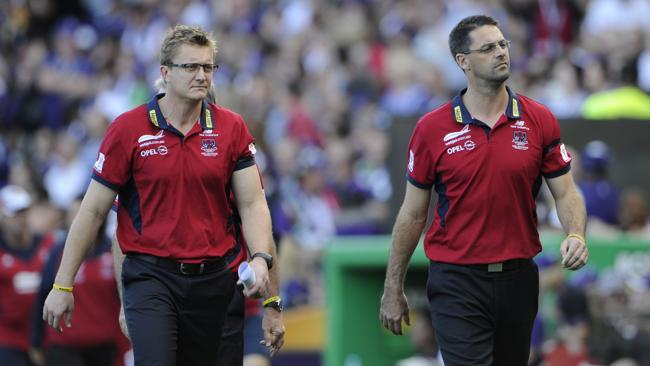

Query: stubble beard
[488,67,510,84]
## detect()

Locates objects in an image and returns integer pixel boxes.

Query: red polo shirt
[0,234,54,351]
[407,88,571,264]
[92,94,256,261]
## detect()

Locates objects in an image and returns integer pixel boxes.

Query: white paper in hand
[238,261,256,290]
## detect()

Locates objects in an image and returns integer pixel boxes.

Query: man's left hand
[560,235,589,270]
[240,258,269,298]
[261,307,285,357]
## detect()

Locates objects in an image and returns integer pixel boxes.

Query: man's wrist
[252,252,273,270]
[383,278,404,291]
[567,233,586,244]
[263,295,283,312]
[52,284,74,293]
[53,275,74,288]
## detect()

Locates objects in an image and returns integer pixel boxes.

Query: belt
[130,253,227,275]
[465,258,532,272]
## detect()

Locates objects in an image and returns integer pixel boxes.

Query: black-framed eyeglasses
[462,39,511,55]
[165,63,219,73]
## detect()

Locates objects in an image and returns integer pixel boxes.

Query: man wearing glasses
[43,24,284,365]
[380,15,588,365]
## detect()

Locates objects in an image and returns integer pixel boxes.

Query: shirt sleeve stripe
[406,174,433,189]
[542,139,561,157]
[92,173,121,191]
[234,156,256,171]
[543,164,571,178]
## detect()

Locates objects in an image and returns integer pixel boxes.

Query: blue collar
[451,86,521,124]
[146,93,215,130]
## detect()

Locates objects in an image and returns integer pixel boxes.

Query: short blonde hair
[159,24,217,66]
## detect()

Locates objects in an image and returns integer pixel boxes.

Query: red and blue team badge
[512,131,528,150]
[201,139,218,156]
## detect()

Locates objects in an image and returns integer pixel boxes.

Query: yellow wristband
[263,295,280,307]
[567,233,586,244]
[52,284,73,293]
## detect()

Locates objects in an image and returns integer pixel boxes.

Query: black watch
[252,252,273,270]
[264,297,283,312]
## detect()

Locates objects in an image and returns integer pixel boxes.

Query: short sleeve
[406,121,436,189]
[232,115,256,171]
[91,120,132,191]
[541,110,571,178]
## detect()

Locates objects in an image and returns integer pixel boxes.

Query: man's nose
[195,68,207,80]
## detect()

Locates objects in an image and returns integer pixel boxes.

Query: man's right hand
[119,305,130,340]
[42,289,74,332]
[379,287,410,335]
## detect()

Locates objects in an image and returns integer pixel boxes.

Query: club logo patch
[201,139,218,157]
[512,131,528,150]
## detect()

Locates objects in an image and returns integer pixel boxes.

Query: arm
[546,172,588,270]
[232,165,284,355]
[111,233,125,303]
[42,180,117,331]
[380,182,431,335]
[111,233,129,339]
[29,244,64,365]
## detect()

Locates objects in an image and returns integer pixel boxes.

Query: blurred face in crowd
[457,25,510,84]
[619,189,648,230]
[161,44,213,102]
[0,209,30,248]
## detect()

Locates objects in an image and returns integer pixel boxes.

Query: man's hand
[261,307,285,357]
[560,235,589,270]
[380,287,410,335]
[118,305,130,340]
[239,258,269,298]
[28,347,45,366]
[42,290,74,332]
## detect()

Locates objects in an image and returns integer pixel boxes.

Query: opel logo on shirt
[140,145,169,157]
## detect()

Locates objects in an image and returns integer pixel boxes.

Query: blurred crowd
[2,0,650,302]
[1,0,650,365]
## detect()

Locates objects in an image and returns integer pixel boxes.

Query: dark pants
[122,255,236,366]
[426,259,539,366]
[218,287,270,365]
[45,344,116,366]
[217,287,245,366]
[0,347,33,366]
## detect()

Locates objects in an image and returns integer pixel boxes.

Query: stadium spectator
[618,187,650,240]
[578,140,621,226]
[582,59,650,119]
[277,144,336,306]
[0,185,55,366]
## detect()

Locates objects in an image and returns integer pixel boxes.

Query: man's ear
[455,53,470,72]
[160,65,169,83]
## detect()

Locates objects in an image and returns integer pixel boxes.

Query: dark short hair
[448,15,499,58]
